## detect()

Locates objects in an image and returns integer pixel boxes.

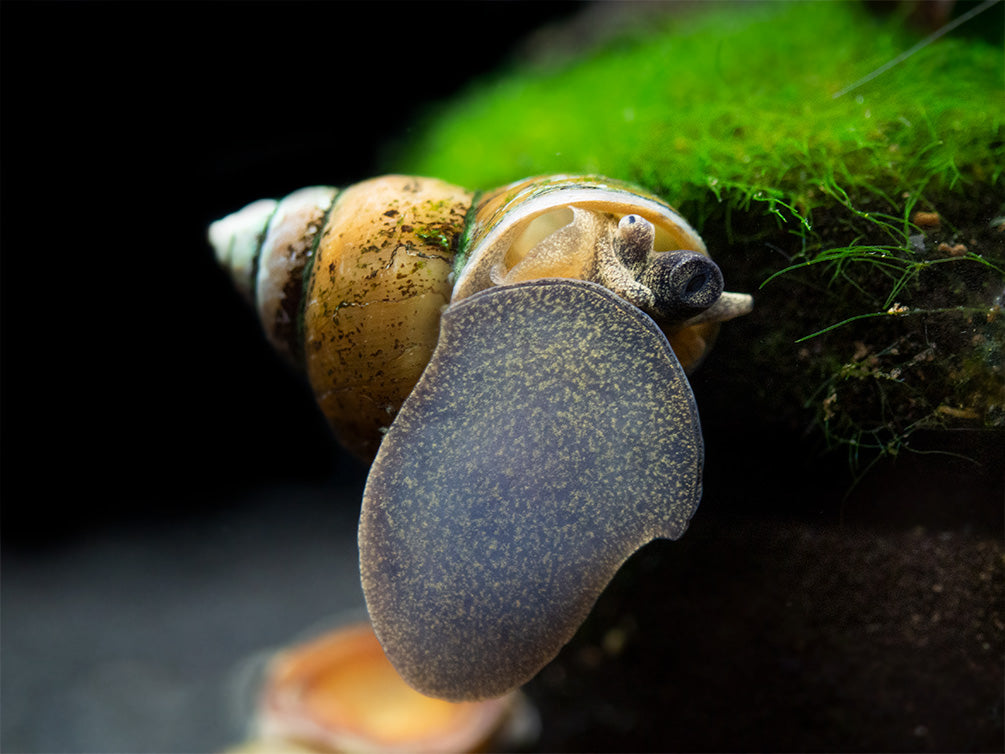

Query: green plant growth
[386,1,1004,475]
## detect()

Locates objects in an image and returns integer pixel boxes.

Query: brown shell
[302,176,474,460]
[210,174,746,461]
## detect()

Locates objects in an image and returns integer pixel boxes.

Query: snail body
[211,173,752,701]
[211,174,750,460]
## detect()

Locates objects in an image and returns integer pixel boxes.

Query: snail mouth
[685,270,708,295]
[643,250,725,319]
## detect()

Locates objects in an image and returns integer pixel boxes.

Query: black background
[2,1,588,543]
[1,3,587,748]
[3,4,1002,752]
[6,0,999,542]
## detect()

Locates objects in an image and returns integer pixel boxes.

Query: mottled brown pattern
[360,278,704,701]
[302,176,474,460]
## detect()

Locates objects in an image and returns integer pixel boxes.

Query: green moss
[413,225,453,252]
[385,1,1004,474]
[388,3,1001,207]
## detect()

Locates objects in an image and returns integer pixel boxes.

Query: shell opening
[447,174,752,372]
[504,208,684,274]
[491,206,728,325]
[495,207,600,285]
[504,207,574,269]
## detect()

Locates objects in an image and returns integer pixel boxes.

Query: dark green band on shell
[293,189,340,370]
[359,278,704,701]
[249,205,279,305]
[453,188,484,279]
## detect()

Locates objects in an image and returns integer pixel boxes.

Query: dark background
[1,1,588,542]
[2,2,1002,752]
[0,2,587,750]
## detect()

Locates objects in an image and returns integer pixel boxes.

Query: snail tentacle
[682,290,755,326]
[613,213,656,271]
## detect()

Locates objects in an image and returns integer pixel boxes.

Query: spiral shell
[212,176,473,459]
[210,173,753,702]
[211,174,750,460]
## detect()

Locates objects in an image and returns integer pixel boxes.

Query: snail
[210,174,753,702]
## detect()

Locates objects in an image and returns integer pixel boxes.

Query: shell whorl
[209,187,337,365]
[209,197,279,303]
[301,176,474,460]
[209,176,475,459]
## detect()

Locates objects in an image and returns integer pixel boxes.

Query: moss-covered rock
[387,1,1004,475]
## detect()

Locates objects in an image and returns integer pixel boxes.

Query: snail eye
[643,250,724,319]
[614,213,656,268]
[359,278,703,701]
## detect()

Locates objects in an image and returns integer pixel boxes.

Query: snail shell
[211,173,752,701]
[211,174,751,460]
[211,176,472,460]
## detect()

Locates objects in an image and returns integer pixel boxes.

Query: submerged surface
[3,448,1001,751]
